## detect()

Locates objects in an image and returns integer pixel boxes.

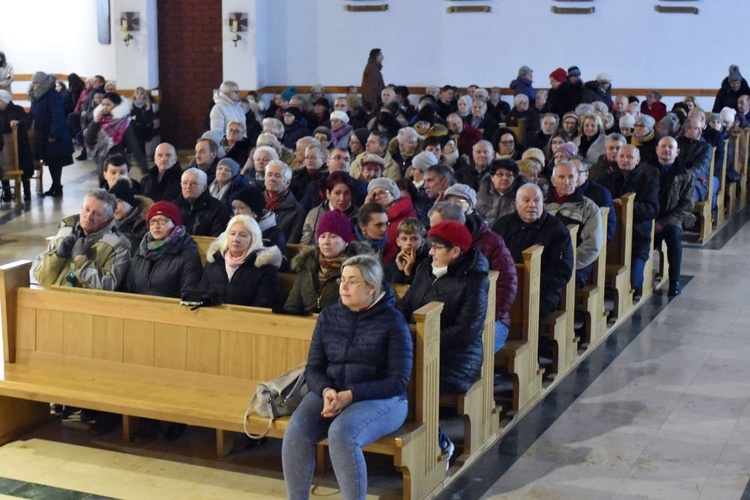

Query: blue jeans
[282,392,408,500]
[495,320,509,352]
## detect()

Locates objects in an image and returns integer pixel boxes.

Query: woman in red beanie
[395,220,490,468]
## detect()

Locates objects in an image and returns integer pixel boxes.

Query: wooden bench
[637,221,657,301]
[577,209,609,347]
[690,146,716,243]
[740,128,749,209]
[543,226,578,379]
[1,124,25,203]
[714,139,729,228]
[393,272,500,467]
[496,245,543,413]
[0,260,445,500]
[605,193,635,323]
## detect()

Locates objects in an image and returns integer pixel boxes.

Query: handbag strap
[244,393,274,440]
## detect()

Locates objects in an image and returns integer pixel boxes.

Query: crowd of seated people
[25,61,750,491]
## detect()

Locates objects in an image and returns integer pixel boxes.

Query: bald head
[617,144,640,172]
[154,143,177,173]
[656,136,679,166]
[515,183,544,223]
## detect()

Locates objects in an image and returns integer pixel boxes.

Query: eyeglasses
[494,171,514,179]
[149,217,171,227]
[369,190,390,198]
[431,244,451,251]
[337,278,364,287]
[500,139,515,145]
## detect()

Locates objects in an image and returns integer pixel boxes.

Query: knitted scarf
[225,248,249,281]
[331,123,352,146]
[265,189,288,213]
[139,225,186,260]
[318,251,347,284]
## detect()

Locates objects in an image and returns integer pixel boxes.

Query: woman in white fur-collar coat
[199,214,283,308]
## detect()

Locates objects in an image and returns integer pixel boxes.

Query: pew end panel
[605,193,634,323]
[577,210,608,347]
[545,226,578,378]
[497,245,543,413]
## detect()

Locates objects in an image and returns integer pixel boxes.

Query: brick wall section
[157,0,223,149]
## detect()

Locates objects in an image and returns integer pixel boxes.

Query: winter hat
[0,90,10,105]
[562,111,578,124]
[567,66,581,78]
[315,209,352,243]
[217,158,240,177]
[708,113,722,125]
[280,86,297,101]
[313,97,330,109]
[360,153,386,168]
[230,187,265,217]
[108,179,136,208]
[658,113,680,135]
[330,110,349,124]
[444,183,478,208]
[556,142,579,159]
[283,106,302,122]
[634,114,655,133]
[619,114,636,129]
[32,71,48,84]
[550,68,567,84]
[720,107,737,125]
[367,177,400,199]
[521,148,546,168]
[146,201,181,226]
[596,73,612,83]
[518,65,533,77]
[411,151,439,172]
[417,105,436,125]
[428,221,472,252]
[728,65,742,84]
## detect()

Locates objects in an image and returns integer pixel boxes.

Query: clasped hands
[55,234,92,261]
[321,388,353,418]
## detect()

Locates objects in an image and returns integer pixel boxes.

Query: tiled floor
[2,158,750,499]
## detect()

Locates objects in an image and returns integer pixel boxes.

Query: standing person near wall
[0,52,13,93]
[361,48,385,113]
[29,71,74,198]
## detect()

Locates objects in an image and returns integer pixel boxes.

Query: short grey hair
[219,81,239,96]
[540,113,559,127]
[84,189,117,219]
[182,167,208,185]
[606,133,627,146]
[516,182,543,201]
[266,160,292,182]
[256,132,282,153]
[428,201,466,224]
[458,95,473,107]
[253,146,279,162]
[514,94,529,106]
[473,139,494,154]
[473,88,489,101]
[342,254,384,297]
[397,127,419,145]
[262,118,284,138]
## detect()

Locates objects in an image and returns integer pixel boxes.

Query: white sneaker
[440,436,454,472]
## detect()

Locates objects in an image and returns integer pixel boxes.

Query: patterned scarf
[139,225,186,260]
[318,251,347,284]
[265,189,288,213]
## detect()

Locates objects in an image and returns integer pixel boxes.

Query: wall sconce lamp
[120,12,140,46]
[228,13,248,47]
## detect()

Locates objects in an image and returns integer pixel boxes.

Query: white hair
[397,127,419,144]
[182,167,208,185]
[513,94,529,106]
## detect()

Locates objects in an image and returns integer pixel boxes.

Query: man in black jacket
[173,167,229,237]
[140,143,183,202]
[492,183,574,320]
[600,145,660,290]
[677,118,715,204]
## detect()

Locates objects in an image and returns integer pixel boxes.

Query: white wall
[259,0,750,107]
[222,0,259,89]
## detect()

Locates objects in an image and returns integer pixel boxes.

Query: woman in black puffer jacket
[125,201,202,298]
[282,254,412,500]
[396,221,489,395]
[199,215,282,308]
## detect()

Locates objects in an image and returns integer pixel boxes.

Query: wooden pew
[543,226,578,378]
[605,193,635,323]
[577,209,608,347]
[0,124,25,203]
[741,128,749,209]
[654,238,670,291]
[393,272,500,467]
[496,245,543,413]
[0,260,445,500]
[690,146,716,243]
[714,139,729,228]
[637,221,657,301]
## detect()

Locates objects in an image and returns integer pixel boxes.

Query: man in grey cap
[510,65,536,102]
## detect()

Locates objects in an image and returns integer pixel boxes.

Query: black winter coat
[306,287,413,402]
[492,211,574,312]
[173,189,231,237]
[656,163,694,229]
[1,101,34,177]
[397,248,489,394]
[29,76,74,168]
[200,246,282,308]
[125,231,203,298]
[713,77,750,113]
[141,164,183,202]
[600,165,659,261]
[677,136,712,202]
